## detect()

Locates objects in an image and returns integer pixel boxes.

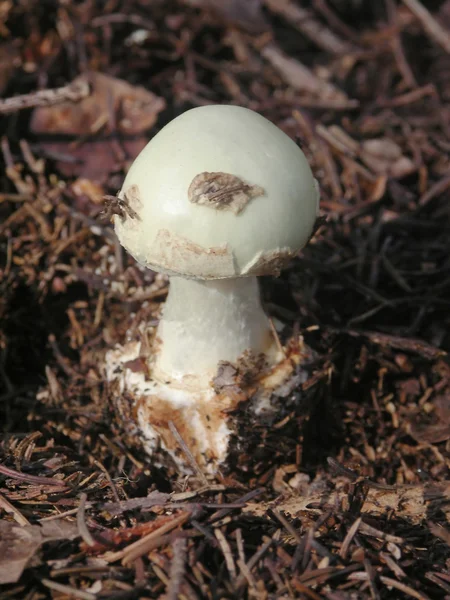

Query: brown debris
[408,391,450,443]
[188,171,265,214]
[30,72,165,181]
[361,138,416,178]
[263,0,355,55]
[0,42,20,96]
[245,479,450,525]
[0,1,449,598]
[261,44,354,106]
[0,77,90,115]
[340,329,447,360]
[103,185,142,222]
[30,72,164,137]
[182,0,269,34]
[402,0,450,54]
[103,490,171,516]
[0,521,78,585]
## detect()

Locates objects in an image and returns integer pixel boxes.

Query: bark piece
[245,480,450,525]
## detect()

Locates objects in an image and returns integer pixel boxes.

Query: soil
[0,1,450,598]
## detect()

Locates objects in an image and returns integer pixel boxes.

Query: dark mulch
[1,1,450,598]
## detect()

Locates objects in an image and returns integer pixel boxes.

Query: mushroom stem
[153,276,279,386]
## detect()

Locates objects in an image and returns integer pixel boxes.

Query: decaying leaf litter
[0,0,449,597]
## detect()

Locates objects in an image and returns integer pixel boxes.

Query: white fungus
[107,104,320,472]
[114,104,319,385]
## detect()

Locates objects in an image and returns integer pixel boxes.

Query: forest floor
[1,1,450,598]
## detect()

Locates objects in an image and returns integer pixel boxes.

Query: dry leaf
[245,480,450,525]
[0,520,78,584]
[30,72,165,181]
[409,391,450,444]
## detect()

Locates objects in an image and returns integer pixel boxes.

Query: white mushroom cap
[114,105,319,279]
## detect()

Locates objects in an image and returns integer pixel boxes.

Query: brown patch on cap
[149,229,235,278]
[108,184,142,223]
[188,171,264,215]
[123,185,142,212]
[242,247,298,276]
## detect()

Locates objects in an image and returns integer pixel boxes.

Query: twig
[0,463,68,488]
[50,565,113,577]
[214,528,237,580]
[339,517,361,560]
[328,457,412,491]
[264,0,354,55]
[168,421,208,484]
[0,78,90,115]
[425,573,450,594]
[261,44,351,103]
[91,13,155,30]
[402,0,450,54]
[104,511,191,564]
[77,493,96,547]
[235,535,275,589]
[0,492,30,526]
[365,559,381,600]
[209,488,265,523]
[380,552,407,579]
[167,537,187,600]
[419,173,450,206]
[359,520,404,544]
[40,506,92,522]
[314,0,360,43]
[268,317,285,357]
[270,509,302,543]
[331,328,446,360]
[236,528,246,565]
[237,558,259,592]
[386,0,417,88]
[428,521,450,545]
[40,579,96,600]
[171,483,225,502]
[380,83,437,107]
[48,334,82,379]
[380,576,431,600]
[0,193,33,203]
[90,457,122,503]
[291,580,324,600]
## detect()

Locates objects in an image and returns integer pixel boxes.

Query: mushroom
[106,105,320,472]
